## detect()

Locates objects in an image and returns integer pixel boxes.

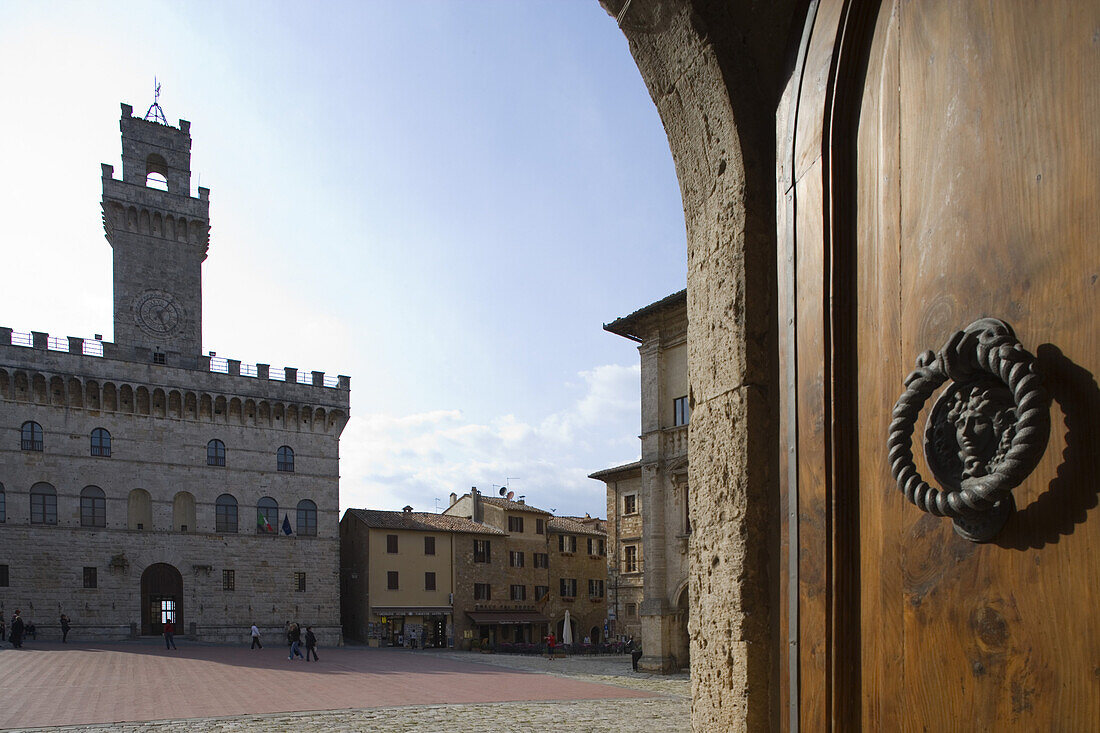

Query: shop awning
[467,611,549,625]
[373,607,452,616]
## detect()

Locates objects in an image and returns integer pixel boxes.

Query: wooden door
[782,1,1100,729]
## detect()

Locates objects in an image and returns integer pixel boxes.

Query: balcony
[660,424,688,458]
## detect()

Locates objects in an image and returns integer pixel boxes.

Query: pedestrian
[163,618,177,649]
[546,631,557,660]
[287,622,303,659]
[60,614,71,643]
[0,612,6,641]
[26,621,37,640]
[304,626,319,662]
[250,623,262,649]
[631,641,643,672]
[285,620,292,656]
[10,609,25,648]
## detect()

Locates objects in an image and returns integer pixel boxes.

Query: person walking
[287,622,303,660]
[250,623,262,649]
[163,619,177,650]
[0,612,6,642]
[546,631,557,660]
[10,610,25,648]
[304,626,319,662]
[60,614,71,643]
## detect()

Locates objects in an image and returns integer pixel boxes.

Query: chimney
[402,505,413,513]
[471,487,481,523]
[449,492,457,507]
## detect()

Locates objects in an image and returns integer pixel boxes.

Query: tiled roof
[346,509,506,536]
[478,496,553,515]
[547,516,607,537]
[588,460,642,480]
[603,289,687,341]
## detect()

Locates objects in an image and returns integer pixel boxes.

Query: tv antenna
[144,77,167,125]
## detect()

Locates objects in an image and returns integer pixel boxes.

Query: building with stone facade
[339,507,504,647]
[0,103,349,645]
[591,290,689,673]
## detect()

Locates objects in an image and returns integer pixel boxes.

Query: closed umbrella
[562,610,573,645]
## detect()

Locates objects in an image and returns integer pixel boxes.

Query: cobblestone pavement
[0,644,689,732]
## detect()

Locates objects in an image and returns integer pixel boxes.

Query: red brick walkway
[0,641,655,728]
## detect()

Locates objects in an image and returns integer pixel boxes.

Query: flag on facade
[257,510,273,533]
[282,514,293,535]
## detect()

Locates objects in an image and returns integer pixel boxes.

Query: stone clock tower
[101,102,209,360]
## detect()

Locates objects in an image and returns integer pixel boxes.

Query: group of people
[1,611,66,648]
[245,621,319,661]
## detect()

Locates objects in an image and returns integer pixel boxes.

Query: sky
[0,0,686,518]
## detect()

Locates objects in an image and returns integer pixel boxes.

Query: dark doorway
[140,563,183,635]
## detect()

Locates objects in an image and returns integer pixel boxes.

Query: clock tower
[101,102,209,360]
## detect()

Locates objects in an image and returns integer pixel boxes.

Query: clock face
[133,291,182,337]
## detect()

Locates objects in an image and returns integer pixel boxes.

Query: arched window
[297,499,317,537]
[21,421,43,451]
[80,486,106,528]
[257,497,279,534]
[91,427,112,457]
[277,445,294,472]
[0,482,5,523]
[30,482,57,525]
[173,491,196,532]
[207,439,226,466]
[216,493,238,533]
[128,488,152,530]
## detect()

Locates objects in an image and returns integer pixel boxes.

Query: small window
[0,564,8,586]
[424,536,436,555]
[474,583,491,601]
[387,571,399,590]
[588,579,605,598]
[535,585,549,601]
[587,537,595,555]
[207,439,226,466]
[387,534,399,553]
[509,551,524,568]
[534,552,549,569]
[216,494,238,533]
[536,518,545,534]
[508,516,524,533]
[624,545,638,573]
[624,494,637,514]
[0,482,5,523]
[223,569,235,591]
[625,602,637,617]
[558,535,576,554]
[30,483,57,525]
[90,428,112,457]
[473,539,491,563]
[559,578,577,598]
[296,499,317,536]
[83,567,98,589]
[425,571,436,591]
[599,539,606,555]
[674,395,690,426]
[80,486,106,528]
[510,584,527,601]
[152,352,167,365]
[277,445,295,472]
[257,497,278,534]
[295,572,306,592]
[21,421,43,451]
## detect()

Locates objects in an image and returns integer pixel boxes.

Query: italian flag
[258,510,273,533]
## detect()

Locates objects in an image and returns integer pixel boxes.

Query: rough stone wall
[601,0,800,729]
[604,472,643,641]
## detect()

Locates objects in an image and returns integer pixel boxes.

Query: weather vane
[144,77,167,125]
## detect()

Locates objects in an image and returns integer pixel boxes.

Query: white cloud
[339,362,640,518]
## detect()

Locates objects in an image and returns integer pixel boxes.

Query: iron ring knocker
[887,318,1050,542]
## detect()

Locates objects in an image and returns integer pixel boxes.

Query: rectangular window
[535,518,545,534]
[425,571,436,591]
[83,567,97,589]
[386,534,398,553]
[295,572,306,592]
[0,564,8,587]
[222,569,235,591]
[534,552,549,568]
[0,488,4,522]
[424,536,436,555]
[509,551,524,568]
[624,545,638,573]
[624,494,637,515]
[588,579,605,598]
[558,535,576,554]
[474,583,491,601]
[599,539,606,556]
[510,584,527,601]
[473,539,491,563]
[559,578,577,598]
[535,585,549,601]
[508,515,524,533]
[625,602,637,617]
[674,395,690,426]
[387,571,399,590]
[683,484,691,534]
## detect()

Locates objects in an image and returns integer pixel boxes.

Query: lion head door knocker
[888,319,1050,542]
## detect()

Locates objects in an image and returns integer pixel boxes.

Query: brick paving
[0,641,689,731]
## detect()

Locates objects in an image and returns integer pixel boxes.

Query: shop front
[466,610,549,651]
[370,606,452,648]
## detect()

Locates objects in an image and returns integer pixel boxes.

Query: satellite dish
[499,487,507,496]
[506,491,515,501]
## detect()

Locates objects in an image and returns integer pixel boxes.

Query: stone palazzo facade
[0,103,349,645]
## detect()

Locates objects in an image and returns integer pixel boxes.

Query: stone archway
[140,563,182,635]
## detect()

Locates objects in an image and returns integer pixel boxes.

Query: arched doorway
[140,563,182,635]
[674,585,689,669]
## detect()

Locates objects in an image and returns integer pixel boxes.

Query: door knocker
[888,318,1050,541]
